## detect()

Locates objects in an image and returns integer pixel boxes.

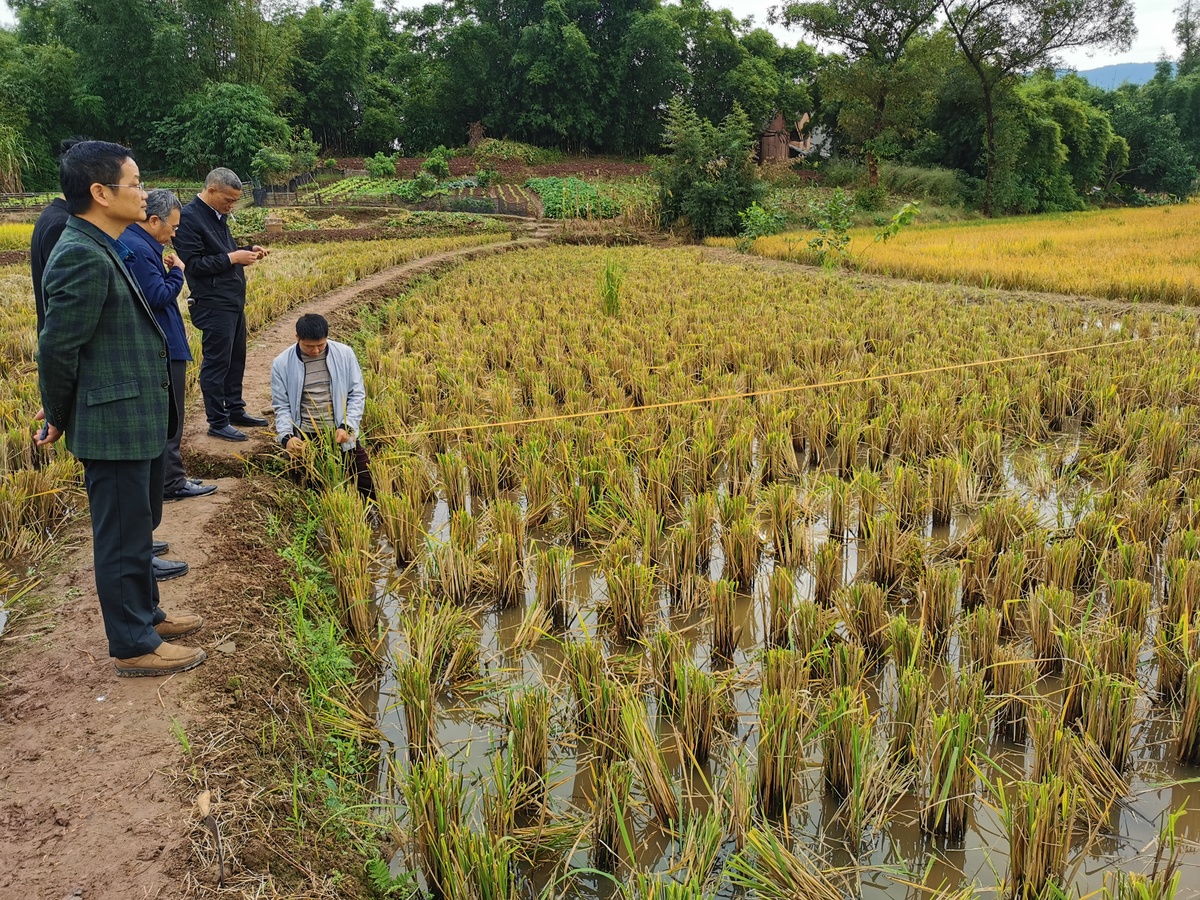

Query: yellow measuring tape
[386,336,1145,441]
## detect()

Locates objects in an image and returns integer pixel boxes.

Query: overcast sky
[724,0,1183,70]
[0,0,1184,70]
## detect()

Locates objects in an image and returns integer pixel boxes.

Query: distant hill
[1063,62,1170,88]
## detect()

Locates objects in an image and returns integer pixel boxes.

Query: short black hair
[296,313,329,341]
[60,140,134,215]
[58,136,89,157]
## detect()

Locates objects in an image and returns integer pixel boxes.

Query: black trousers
[189,303,247,428]
[81,453,167,659]
[164,358,189,494]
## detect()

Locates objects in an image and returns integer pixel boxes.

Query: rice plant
[401,593,480,688]
[712,578,740,660]
[764,566,796,648]
[396,657,440,761]
[725,827,852,900]
[1081,670,1138,771]
[591,759,632,873]
[996,775,1078,900]
[620,699,678,824]
[377,489,425,567]
[602,560,656,644]
[890,665,930,768]
[929,455,961,527]
[400,755,462,897]
[315,486,378,641]
[721,513,761,590]
[505,686,550,813]
[534,545,573,628]
[812,539,843,605]
[835,582,888,658]
[649,629,686,713]
[922,707,979,839]
[756,691,807,819]
[437,449,469,510]
[991,644,1035,743]
[1028,585,1072,675]
[918,564,959,654]
[674,660,720,766]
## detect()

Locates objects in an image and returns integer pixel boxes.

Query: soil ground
[0,230,1162,899]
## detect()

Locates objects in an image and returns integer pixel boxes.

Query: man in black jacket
[173,168,269,442]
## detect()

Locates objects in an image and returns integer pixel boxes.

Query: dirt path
[0,483,237,900]
[0,233,548,900]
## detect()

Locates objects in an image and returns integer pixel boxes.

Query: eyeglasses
[104,182,147,193]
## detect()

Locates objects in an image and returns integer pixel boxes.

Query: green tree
[780,0,938,186]
[939,0,1136,214]
[654,97,763,237]
[1178,0,1200,77]
[152,81,289,177]
[1105,85,1198,198]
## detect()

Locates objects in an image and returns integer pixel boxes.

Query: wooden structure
[758,113,814,164]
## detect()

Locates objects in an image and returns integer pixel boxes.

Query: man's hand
[229,249,260,266]
[33,408,62,447]
[335,428,350,445]
[165,252,185,271]
[286,434,307,458]
[249,245,269,260]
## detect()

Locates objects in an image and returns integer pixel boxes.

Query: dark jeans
[81,453,167,659]
[164,358,188,493]
[189,303,247,428]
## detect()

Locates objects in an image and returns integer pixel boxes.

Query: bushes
[366,152,399,179]
[878,164,966,206]
[472,139,561,166]
[653,98,763,238]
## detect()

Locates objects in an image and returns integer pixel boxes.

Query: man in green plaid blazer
[36,141,206,677]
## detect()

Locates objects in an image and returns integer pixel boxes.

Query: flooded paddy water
[362,450,1200,899]
[317,245,1200,898]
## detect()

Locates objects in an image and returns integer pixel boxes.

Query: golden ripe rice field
[739,202,1200,305]
[321,245,1200,898]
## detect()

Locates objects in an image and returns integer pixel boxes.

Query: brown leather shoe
[155,612,204,639]
[113,642,206,677]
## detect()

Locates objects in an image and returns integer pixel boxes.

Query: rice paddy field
[299,244,1200,899]
[0,231,510,562]
[734,202,1200,305]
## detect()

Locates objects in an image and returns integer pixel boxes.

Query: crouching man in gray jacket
[270,313,374,498]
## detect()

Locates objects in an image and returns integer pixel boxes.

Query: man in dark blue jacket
[173,168,268,442]
[122,190,218,502]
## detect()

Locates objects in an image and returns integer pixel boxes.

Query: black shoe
[229,412,268,428]
[152,540,169,557]
[207,424,248,442]
[187,476,205,485]
[153,556,189,581]
[165,482,218,501]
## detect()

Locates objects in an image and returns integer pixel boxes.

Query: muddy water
[373,464,1200,896]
